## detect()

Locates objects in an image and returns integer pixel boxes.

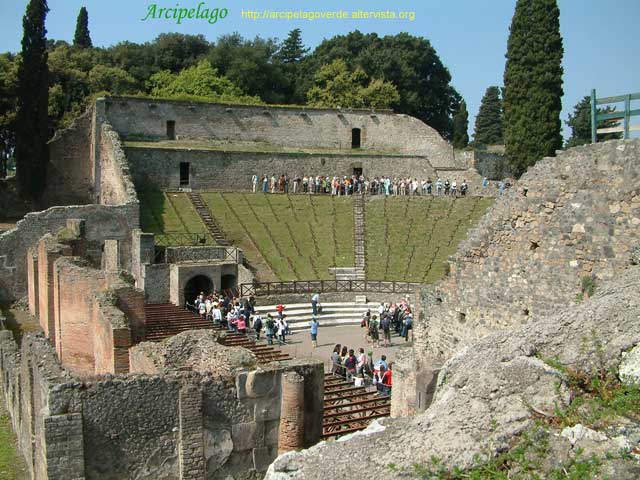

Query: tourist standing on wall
[309,317,319,348]
[311,293,320,316]
[252,174,258,193]
[262,175,268,193]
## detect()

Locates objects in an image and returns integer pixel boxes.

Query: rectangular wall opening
[179,162,190,186]
[351,128,361,149]
[166,120,176,140]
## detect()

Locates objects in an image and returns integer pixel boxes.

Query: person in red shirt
[378,364,392,396]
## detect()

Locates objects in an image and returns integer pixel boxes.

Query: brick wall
[0,203,139,302]
[53,257,109,374]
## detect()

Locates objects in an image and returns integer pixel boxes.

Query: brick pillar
[178,384,205,480]
[278,372,305,454]
[43,413,85,480]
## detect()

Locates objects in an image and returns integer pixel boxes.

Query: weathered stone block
[254,398,281,422]
[245,369,276,398]
[252,446,274,472]
[231,421,259,452]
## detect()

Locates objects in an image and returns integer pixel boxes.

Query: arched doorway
[184,275,213,305]
[221,274,237,292]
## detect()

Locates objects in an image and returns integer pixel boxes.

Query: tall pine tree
[73,6,92,48]
[452,100,469,149]
[15,0,49,196]
[473,86,503,145]
[276,29,309,64]
[503,0,563,177]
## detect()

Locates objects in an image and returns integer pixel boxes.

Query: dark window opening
[351,128,361,149]
[166,120,176,140]
[353,167,363,177]
[179,162,190,186]
[221,274,237,292]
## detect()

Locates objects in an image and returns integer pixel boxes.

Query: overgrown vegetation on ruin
[200,192,354,281]
[0,391,28,479]
[402,425,606,479]
[138,189,213,245]
[365,196,493,282]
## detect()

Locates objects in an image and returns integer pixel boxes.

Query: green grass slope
[200,193,354,281]
[365,196,493,282]
[138,190,214,244]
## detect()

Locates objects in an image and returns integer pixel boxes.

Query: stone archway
[220,274,237,292]
[184,275,213,305]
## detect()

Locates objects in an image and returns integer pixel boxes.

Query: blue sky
[1,0,639,139]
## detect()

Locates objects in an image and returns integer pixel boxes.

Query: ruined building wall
[415,139,640,361]
[98,121,139,206]
[0,327,323,480]
[43,109,95,206]
[124,147,474,192]
[103,96,458,167]
[0,203,139,303]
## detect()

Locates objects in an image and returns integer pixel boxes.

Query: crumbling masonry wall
[417,140,640,359]
[0,329,323,480]
[0,203,138,303]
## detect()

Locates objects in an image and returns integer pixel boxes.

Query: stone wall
[0,327,323,480]
[0,203,138,303]
[43,109,95,206]
[416,139,640,361]
[124,147,465,191]
[98,121,139,206]
[103,96,458,167]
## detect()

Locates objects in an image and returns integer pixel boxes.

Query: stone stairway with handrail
[187,192,230,246]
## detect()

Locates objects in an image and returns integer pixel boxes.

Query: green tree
[73,6,92,48]
[15,0,49,196]
[276,29,309,64]
[88,64,138,95]
[503,0,564,177]
[148,59,262,104]
[209,34,287,103]
[474,86,504,145]
[0,54,18,178]
[306,59,399,109]
[275,29,309,104]
[565,96,621,148]
[452,100,469,148]
[301,31,460,139]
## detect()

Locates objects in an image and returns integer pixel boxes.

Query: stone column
[278,371,305,454]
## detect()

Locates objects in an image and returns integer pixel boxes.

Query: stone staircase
[257,301,379,331]
[187,192,230,246]
[352,193,366,278]
[144,304,291,361]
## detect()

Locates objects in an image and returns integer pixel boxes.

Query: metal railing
[154,232,217,247]
[591,89,640,142]
[237,280,422,297]
[154,245,241,264]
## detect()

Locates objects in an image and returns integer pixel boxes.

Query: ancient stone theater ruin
[1,95,639,479]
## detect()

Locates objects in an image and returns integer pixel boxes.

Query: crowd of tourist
[251,173,471,197]
[189,291,411,397]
